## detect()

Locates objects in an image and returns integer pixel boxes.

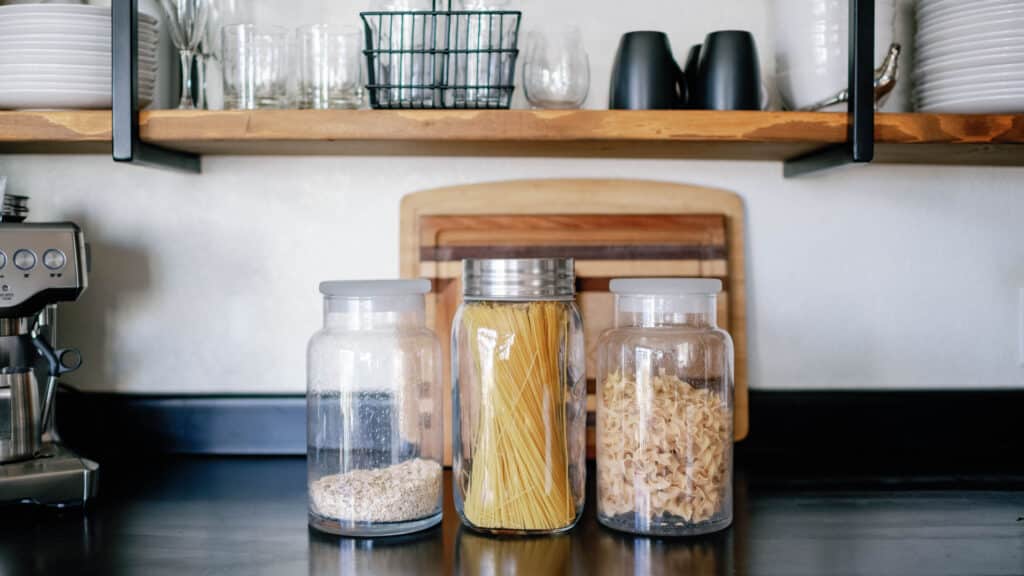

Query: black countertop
[1,457,1022,576]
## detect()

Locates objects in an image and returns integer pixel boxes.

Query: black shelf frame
[111,0,200,173]
[109,0,873,177]
[784,0,875,177]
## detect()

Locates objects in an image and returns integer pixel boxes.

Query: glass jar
[307,280,443,537]
[452,258,586,535]
[596,278,734,536]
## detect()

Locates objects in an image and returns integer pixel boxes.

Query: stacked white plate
[0,3,159,109]
[914,0,1024,113]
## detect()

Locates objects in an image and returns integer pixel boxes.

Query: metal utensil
[799,43,902,112]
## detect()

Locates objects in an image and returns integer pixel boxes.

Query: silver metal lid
[462,258,575,301]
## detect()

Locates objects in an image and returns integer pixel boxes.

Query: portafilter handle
[32,334,82,436]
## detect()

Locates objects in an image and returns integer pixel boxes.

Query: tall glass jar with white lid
[307,279,443,537]
[596,278,734,536]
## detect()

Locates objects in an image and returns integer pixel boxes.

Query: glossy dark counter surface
[1,457,1022,576]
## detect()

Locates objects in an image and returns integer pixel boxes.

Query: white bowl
[918,92,1024,114]
[770,0,896,110]
[0,87,152,110]
[0,15,158,32]
[0,4,158,26]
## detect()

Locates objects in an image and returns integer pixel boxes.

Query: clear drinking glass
[221,24,290,109]
[158,0,210,109]
[523,26,589,109]
[596,279,734,537]
[307,280,444,537]
[297,25,364,110]
[452,259,587,535]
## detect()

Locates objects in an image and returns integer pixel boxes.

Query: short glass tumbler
[297,25,364,109]
[307,279,444,537]
[452,258,587,535]
[222,24,290,109]
[523,25,590,109]
[596,278,734,536]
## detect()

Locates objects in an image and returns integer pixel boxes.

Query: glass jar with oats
[307,280,444,537]
[452,258,587,535]
[596,278,733,536]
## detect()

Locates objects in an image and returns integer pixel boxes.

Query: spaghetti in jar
[452,258,586,535]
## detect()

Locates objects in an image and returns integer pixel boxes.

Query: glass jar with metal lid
[452,258,586,534]
[307,279,443,537]
[596,278,734,536]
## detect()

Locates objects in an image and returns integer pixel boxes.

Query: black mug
[695,30,761,110]
[609,31,685,110]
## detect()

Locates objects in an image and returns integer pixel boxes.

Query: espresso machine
[0,193,97,506]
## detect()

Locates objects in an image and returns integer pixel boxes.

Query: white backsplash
[1,0,1022,393]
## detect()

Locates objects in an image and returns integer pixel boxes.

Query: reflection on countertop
[0,457,1021,576]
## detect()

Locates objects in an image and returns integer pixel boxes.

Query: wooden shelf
[1,109,1022,165]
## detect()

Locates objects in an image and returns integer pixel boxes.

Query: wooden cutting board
[400,179,748,465]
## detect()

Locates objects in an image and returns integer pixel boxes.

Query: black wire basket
[360,1,522,109]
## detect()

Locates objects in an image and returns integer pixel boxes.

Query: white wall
[1,0,1022,394]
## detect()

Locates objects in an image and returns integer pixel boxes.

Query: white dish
[0,4,158,26]
[916,17,1024,47]
[3,76,156,90]
[0,24,159,41]
[0,16,158,33]
[0,32,159,48]
[915,35,1024,63]
[0,88,152,109]
[0,63,156,80]
[918,0,1024,21]
[918,93,1024,114]
[918,6,1024,35]
[914,47,1024,77]
[0,41,158,58]
[0,50,157,68]
[914,71,1024,95]
[914,61,1024,84]
[916,81,1024,100]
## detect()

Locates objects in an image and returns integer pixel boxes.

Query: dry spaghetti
[459,300,576,531]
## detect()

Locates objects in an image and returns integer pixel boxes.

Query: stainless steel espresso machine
[0,193,97,506]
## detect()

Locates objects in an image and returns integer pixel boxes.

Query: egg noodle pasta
[460,300,575,531]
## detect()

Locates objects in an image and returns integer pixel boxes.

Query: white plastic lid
[319,279,431,297]
[610,278,722,295]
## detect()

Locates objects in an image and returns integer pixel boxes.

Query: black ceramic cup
[696,30,761,110]
[683,44,703,109]
[609,31,685,110]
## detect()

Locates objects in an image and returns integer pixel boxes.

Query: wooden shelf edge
[0,110,1021,165]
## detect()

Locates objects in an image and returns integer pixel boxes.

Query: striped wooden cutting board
[400,179,747,465]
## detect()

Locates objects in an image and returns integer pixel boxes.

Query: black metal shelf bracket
[112,0,200,173]
[784,0,875,178]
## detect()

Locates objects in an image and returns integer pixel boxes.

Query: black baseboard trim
[58,391,305,456]
[58,389,1024,476]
